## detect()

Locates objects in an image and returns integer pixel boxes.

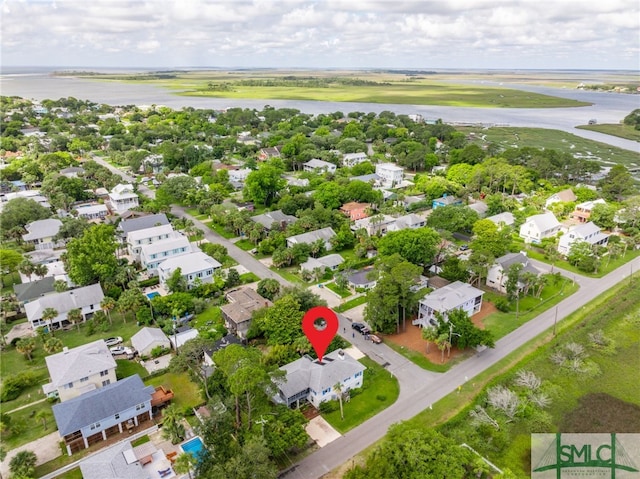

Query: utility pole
[255,415,268,439]
[553,306,558,336]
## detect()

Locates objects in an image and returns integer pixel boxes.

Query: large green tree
[0,197,51,234]
[258,295,304,346]
[599,164,636,201]
[65,224,118,286]
[345,423,474,479]
[426,204,479,234]
[243,162,286,206]
[377,227,441,266]
[470,219,511,258]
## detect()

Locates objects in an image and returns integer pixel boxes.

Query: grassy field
[324,282,352,298]
[145,372,202,413]
[576,123,640,142]
[322,357,399,434]
[334,296,367,313]
[525,247,640,279]
[78,70,592,108]
[240,272,260,283]
[234,239,256,251]
[2,400,56,450]
[460,126,640,168]
[115,358,148,380]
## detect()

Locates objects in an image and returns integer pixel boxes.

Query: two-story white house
[486,252,542,294]
[53,374,155,455]
[342,152,368,167]
[275,349,366,409]
[22,218,63,250]
[126,224,176,259]
[43,339,117,402]
[375,163,404,188]
[558,222,609,255]
[108,184,139,214]
[414,281,484,328]
[157,251,221,289]
[519,212,562,244]
[25,283,104,330]
[303,159,337,174]
[139,235,192,274]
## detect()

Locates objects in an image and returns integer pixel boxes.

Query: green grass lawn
[576,123,640,142]
[270,266,306,285]
[334,296,367,313]
[2,401,56,450]
[193,306,223,331]
[115,359,148,380]
[460,126,640,168]
[240,272,260,284]
[208,222,237,239]
[526,247,640,278]
[324,282,352,298]
[145,372,202,412]
[234,239,256,251]
[1,271,21,293]
[184,208,209,220]
[384,340,461,373]
[482,277,579,340]
[322,357,399,434]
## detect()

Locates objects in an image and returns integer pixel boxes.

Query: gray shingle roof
[79,441,145,479]
[22,219,62,241]
[347,269,376,286]
[117,214,169,234]
[495,252,540,275]
[278,349,366,399]
[45,339,116,389]
[300,254,344,271]
[250,210,297,230]
[25,283,104,322]
[286,227,336,246]
[13,276,55,303]
[53,375,154,436]
[131,327,169,353]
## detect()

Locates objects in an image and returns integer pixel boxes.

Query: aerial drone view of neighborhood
[0,2,639,479]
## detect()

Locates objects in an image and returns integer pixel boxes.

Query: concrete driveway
[305,417,341,448]
[0,431,62,478]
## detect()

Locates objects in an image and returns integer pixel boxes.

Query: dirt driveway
[0,431,62,478]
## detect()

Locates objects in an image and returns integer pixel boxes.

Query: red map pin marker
[302,306,339,363]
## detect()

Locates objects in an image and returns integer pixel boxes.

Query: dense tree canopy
[64,224,118,286]
[377,227,441,265]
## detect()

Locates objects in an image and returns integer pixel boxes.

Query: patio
[141,353,172,374]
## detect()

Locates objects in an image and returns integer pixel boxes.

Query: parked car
[352,322,366,333]
[110,346,134,357]
[369,334,382,344]
[459,244,469,251]
[361,328,371,336]
[104,337,123,347]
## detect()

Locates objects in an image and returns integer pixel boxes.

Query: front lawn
[208,222,237,239]
[322,357,399,434]
[526,247,640,278]
[334,296,367,313]
[240,272,260,284]
[145,372,202,413]
[270,266,306,285]
[234,239,256,251]
[2,401,56,450]
[324,282,352,298]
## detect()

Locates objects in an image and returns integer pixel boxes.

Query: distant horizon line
[2,65,638,73]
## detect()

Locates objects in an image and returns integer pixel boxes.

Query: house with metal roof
[22,218,63,250]
[126,224,176,258]
[139,235,192,273]
[342,152,368,167]
[414,281,484,328]
[108,184,139,214]
[286,227,337,250]
[53,374,155,455]
[486,252,542,294]
[157,251,221,289]
[274,349,366,408]
[519,212,562,244]
[131,327,170,358]
[486,211,515,227]
[303,158,337,174]
[25,283,104,330]
[558,222,609,255]
[43,339,117,402]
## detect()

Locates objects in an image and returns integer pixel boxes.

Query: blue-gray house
[53,374,155,455]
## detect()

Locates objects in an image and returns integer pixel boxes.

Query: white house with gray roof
[387,213,426,232]
[275,349,365,408]
[44,339,117,402]
[558,222,609,255]
[486,211,515,227]
[108,184,138,214]
[157,251,221,289]
[22,218,63,250]
[415,281,484,328]
[342,152,368,167]
[53,374,155,455]
[519,212,562,244]
[139,235,192,273]
[126,224,176,258]
[486,252,542,294]
[300,253,344,273]
[130,327,170,358]
[303,158,337,174]
[286,227,337,250]
[117,213,169,236]
[25,283,104,330]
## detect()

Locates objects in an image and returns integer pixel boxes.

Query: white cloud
[1,0,638,69]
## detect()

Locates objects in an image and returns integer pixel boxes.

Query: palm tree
[101,297,116,325]
[43,337,63,354]
[161,404,185,444]
[67,308,83,331]
[41,307,58,336]
[18,260,35,282]
[9,450,37,479]
[34,410,48,430]
[333,382,345,420]
[16,337,36,361]
[436,333,450,364]
[421,326,438,353]
[173,452,197,479]
[33,263,48,279]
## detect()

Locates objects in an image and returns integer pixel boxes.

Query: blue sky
[2,0,639,70]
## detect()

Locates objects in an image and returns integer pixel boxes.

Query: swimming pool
[146,292,160,299]
[180,436,204,459]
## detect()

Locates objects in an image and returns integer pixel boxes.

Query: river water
[1,70,639,152]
